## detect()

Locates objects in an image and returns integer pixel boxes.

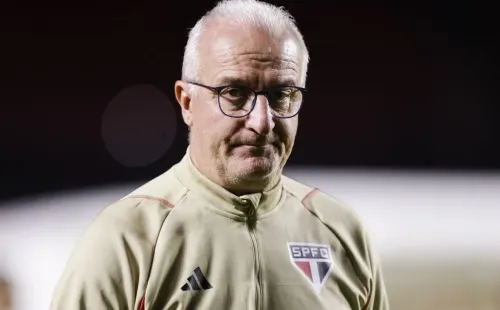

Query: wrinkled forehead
[198,21,303,86]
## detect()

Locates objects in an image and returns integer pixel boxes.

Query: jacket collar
[174,147,284,219]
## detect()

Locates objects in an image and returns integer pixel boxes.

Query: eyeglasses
[187,81,306,118]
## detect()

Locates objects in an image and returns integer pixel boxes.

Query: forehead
[199,21,303,86]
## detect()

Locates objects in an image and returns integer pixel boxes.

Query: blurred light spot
[101,84,177,167]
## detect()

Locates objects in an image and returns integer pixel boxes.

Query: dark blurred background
[1,0,499,202]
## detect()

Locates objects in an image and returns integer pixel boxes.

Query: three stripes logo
[180,267,213,291]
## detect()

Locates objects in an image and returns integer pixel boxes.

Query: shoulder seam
[282,176,318,203]
[126,195,175,209]
[300,188,320,206]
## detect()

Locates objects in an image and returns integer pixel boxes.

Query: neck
[227,175,280,195]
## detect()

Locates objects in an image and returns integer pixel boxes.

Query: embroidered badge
[287,242,334,293]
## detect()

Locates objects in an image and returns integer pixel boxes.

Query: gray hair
[181,0,310,91]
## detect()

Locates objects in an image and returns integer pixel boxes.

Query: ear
[175,80,193,127]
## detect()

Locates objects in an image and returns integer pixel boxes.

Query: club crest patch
[287,242,334,293]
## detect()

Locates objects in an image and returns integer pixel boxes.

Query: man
[51,0,389,309]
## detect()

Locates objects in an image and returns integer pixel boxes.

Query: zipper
[247,208,262,310]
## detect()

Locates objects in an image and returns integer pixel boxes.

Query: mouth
[229,138,280,153]
[241,143,268,147]
[233,142,275,148]
[230,142,281,156]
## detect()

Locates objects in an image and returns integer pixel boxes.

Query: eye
[220,86,251,99]
[269,87,295,101]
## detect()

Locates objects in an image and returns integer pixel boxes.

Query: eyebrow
[216,77,248,87]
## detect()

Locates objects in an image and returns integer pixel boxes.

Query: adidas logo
[180,267,213,291]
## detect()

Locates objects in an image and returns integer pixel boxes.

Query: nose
[246,95,275,135]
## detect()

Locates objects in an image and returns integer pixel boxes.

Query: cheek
[193,103,239,147]
[277,119,298,147]
[192,99,220,136]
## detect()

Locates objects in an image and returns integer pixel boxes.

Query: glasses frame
[187,81,306,119]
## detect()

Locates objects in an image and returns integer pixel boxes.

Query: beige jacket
[51,150,389,310]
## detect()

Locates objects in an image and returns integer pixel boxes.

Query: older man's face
[187,21,303,192]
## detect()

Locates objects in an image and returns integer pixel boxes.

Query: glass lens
[219,86,255,116]
[268,87,302,117]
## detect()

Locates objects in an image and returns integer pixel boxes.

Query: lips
[233,140,275,147]
[233,142,272,148]
[230,137,279,150]
[242,143,267,147]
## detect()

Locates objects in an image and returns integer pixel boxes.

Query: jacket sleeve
[50,198,170,310]
[363,234,390,310]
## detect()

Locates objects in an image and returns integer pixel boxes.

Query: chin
[225,145,283,179]
[233,156,277,179]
